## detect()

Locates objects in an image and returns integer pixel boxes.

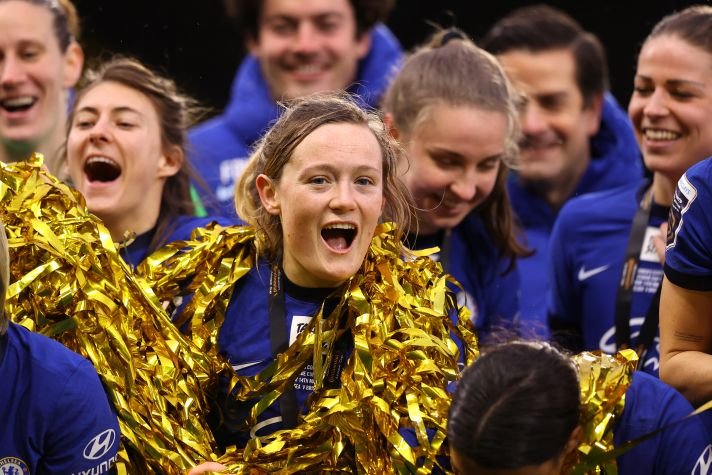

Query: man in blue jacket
[481,5,642,336]
[189,0,402,216]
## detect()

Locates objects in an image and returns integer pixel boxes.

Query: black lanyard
[439,229,452,274]
[614,188,662,367]
[268,265,299,429]
[267,265,350,428]
[0,329,7,367]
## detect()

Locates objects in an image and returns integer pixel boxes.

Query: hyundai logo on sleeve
[83,429,116,460]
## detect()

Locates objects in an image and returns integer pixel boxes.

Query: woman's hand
[187,462,228,475]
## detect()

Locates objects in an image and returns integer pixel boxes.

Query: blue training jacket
[510,93,643,338]
[188,25,403,217]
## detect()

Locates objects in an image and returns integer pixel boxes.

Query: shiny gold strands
[0,155,228,474]
[142,222,478,473]
[568,349,637,474]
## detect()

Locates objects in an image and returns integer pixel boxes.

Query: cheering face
[628,35,712,182]
[497,48,600,187]
[67,81,181,236]
[257,122,385,288]
[0,1,82,146]
[248,0,370,101]
[399,104,506,235]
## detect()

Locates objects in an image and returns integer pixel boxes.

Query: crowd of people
[1,0,711,473]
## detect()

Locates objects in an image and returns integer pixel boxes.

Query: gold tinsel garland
[1,156,478,473]
[140,220,480,473]
[1,156,229,473]
[569,349,637,474]
[1,157,639,474]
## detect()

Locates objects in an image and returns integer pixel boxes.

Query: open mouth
[0,96,37,113]
[321,223,357,251]
[84,156,122,183]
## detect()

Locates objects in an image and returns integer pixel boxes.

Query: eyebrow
[300,163,381,175]
[635,75,707,89]
[76,105,143,115]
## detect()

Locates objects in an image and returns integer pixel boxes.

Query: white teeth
[323,223,355,231]
[644,129,680,141]
[1,96,34,107]
[86,156,119,166]
[296,64,321,74]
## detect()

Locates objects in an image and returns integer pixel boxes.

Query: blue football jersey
[406,212,521,342]
[549,182,667,376]
[0,323,120,475]
[212,263,348,449]
[615,371,712,474]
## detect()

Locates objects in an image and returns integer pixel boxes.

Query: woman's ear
[62,42,84,88]
[564,425,583,456]
[383,112,400,141]
[157,145,183,178]
[256,173,280,215]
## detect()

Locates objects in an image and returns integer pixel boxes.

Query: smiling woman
[0,0,83,175]
[65,57,230,267]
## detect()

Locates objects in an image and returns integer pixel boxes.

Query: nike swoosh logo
[578,264,610,281]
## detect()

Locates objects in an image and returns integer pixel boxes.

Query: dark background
[73,1,703,118]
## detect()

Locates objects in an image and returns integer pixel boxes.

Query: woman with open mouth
[65,58,231,268]
[136,94,474,473]
[382,29,528,344]
[0,0,83,176]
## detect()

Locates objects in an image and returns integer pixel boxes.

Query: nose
[88,120,111,145]
[449,168,478,202]
[0,55,27,87]
[293,23,320,54]
[521,103,547,136]
[329,181,357,211]
[642,89,669,118]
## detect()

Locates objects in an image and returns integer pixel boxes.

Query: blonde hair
[236,94,412,261]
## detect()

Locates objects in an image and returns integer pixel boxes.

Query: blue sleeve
[547,209,583,350]
[665,160,712,290]
[42,359,120,474]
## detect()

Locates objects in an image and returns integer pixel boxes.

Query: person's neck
[651,173,676,207]
[105,210,161,245]
[0,116,66,176]
[523,155,590,211]
[281,261,346,290]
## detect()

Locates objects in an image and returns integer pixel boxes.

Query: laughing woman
[65,58,231,267]
[382,30,528,343]
[140,94,474,473]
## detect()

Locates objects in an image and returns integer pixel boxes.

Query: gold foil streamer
[568,349,637,474]
[0,156,229,474]
[2,156,477,474]
[142,221,478,473]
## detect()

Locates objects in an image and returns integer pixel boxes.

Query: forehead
[0,1,57,46]
[415,104,507,157]
[287,122,383,171]
[498,48,580,98]
[261,0,355,22]
[637,34,712,81]
[77,81,158,118]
